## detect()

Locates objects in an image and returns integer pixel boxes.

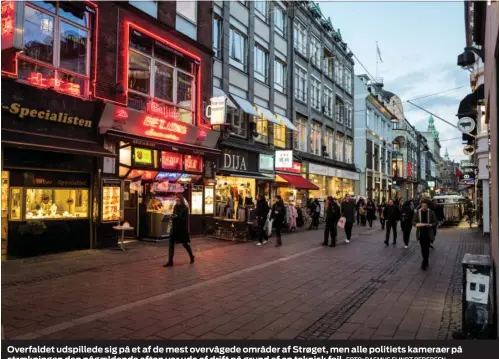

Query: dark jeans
[323,224,337,246]
[367,218,373,228]
[380,218,385,229]
[385,221,397,244]
[258,218,268,243]
[344,221,353,239]
[419,236,431,268]
[402,228,412,246]
[310,213,319,228]
[275,222,282,245]
[360,215,366,226]
[168,239,194,263]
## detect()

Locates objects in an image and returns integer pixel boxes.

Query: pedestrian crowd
[165,192,445,272]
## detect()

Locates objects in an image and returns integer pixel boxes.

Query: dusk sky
[320,0,470,162]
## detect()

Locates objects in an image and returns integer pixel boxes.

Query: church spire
[427,115,439,139]
[444,147,450,160]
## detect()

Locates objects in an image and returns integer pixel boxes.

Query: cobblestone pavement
[1,221,489,340]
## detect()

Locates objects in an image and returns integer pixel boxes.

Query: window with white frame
[176,0,197,23]
[130,1,158,18]
[213,15,222,58]
[127,28,196,124]
[324,48,333,77]
[310,35,321,67]
[293,20,306,54]
[324,128,334,159]
[274,59,286,93]
[310,121,321,155]
[335,96,344,124]
[274,4,286,36]
[310,77,321,110]
[294,116,307,152]
[254,45,268,83]
[345,137,353,164]
[230,27,247,71]
[19,1,93,97]
[228,108,247,137]
[324,86,333,117]
[345,68,352,93]
[295,65,307,102]
[335,132,344,162]
[254,1,267,22]
[345,103,353,128]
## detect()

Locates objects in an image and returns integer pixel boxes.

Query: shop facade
[1,79,112,258]
[307,163,359,201]
[275,161,318,206]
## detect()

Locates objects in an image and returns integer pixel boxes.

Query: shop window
[274,59,286,93]
[274,4,286,37]
[294,116,307,152]
[310,121,321,156]
[230,27,248,72]
[254,117,268,144]
[324,128,333,159]
[335,132,344,162]
[191,185,203,215]
[128,28,195,125]
[19,1,92,97]
[24,189,89,220]
[9,188,22,220]
[254,44,268,84]
[273,122,286,149]
[228,108,247,137]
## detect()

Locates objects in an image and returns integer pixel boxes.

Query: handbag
[337,217,346,229]
[359,208,365,216]
[266,218,273,236]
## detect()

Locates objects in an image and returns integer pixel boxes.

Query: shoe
[257,242,262,246]
[190,257,195,264]
[163,262,173,267]
[263,240,268,245]
[345,239,350,244]
[404,245,408,249]
[384,241,388,246]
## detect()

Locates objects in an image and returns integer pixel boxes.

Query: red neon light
[146,101,179,119]
[28,72,81,96]
[1,1,15,37]
[161,152,183,171]
[141,115,188,142]
[115,108,128,120]
[127,170,157,180]
[184,155,203,173]
[277,162,302,174]
[197,130,207,139]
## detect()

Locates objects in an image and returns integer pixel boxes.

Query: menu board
[134,147,153,165]
[102,179,121,222]
[204,186,214,215]
[191,185,203,215]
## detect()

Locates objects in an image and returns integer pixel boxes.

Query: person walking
[312,198,321,229]
[413,200,438,270]
[271,195,286,247]
[378,199,386,230]
[307,199,317,230]
[255,194,269,246]
[365,198,376,228]
[400,201,413,248]
[164,194,194,267]
[341,194,356,243]
[383,199,400,246]
[323,196,341,247]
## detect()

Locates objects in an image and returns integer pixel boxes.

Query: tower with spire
[444,147,450,161]
[427,115,439,139]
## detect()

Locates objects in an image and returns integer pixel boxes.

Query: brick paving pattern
[1,222,490,340]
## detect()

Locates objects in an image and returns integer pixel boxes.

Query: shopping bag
[267,219,274,236]
[337,217,346,229]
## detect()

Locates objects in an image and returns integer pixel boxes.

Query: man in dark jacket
[323,196,341,247]
[383,199,400,246]
[341,194,356,243]
[255,194,269,246]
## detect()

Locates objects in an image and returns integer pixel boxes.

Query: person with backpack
[400,201,413,248]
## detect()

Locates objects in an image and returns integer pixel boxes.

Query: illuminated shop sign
[133,147,153,165]
[142,115,188,142]
[184,155,203,173]
[2,103,92,128]
[161,151,183,171]
[276,162,302,174]
[1,1,15,49]
[127,170,158,180]
[28,72,81,96]
[146,101,179,120]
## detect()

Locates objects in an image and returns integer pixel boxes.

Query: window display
[25,188,89,220]
[204,186,214,214]
[102,181,121,222]
[309,174,326,199]
[191,185,203,215]
[9,188,22,220]
[215,176,255,218]
[2,172,9,219]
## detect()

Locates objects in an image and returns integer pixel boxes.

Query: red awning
[277,174,319,190]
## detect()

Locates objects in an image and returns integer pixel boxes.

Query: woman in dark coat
[365,198,376,228]
[400,201,413,248]
[255,194,269,245]
[164,194,194,267]
[271,195,286,247]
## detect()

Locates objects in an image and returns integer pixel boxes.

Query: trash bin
[460,254,494,339]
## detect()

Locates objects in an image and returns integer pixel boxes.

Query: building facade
[421,116,442,196]
[440,149,459,194]
[354,75,394,202]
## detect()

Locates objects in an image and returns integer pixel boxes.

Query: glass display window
[25,188,89,220]
[191,185,203,215]
[215,176,256,215]
[102,181,121,222]
[2,172,9,219]
[9,188,22,220]
[308,174,326,200]
[204,186,214,214]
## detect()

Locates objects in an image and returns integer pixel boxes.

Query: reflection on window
[325,128,333,159]
[228,108,247,137]
[25,189,89,219]
[294,117,307,152]
[335,132,344,162]
[128,51,151,94]
[23,6,54,63]
[274,122,286,148]
[254,45,268,83]
[274,5,286,36]
[59,21,88,75]
[177,72,193,109]
[177,1,197,23]
[230,27,247,71]
[154,62,174,102]
[255,118,268,144]
[310,122,321,155]
[213,16,222,58]
[129,1,158,18]
[274,59,286,93]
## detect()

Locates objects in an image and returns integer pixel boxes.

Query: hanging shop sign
[99,104,219,149]
[1,80,100,141]
[161,151,183,171]
[259,154,274,172]
[461,161,477,169]
[184,155,203,173]
[457,117,476,134]
[276,161,302,174]
[205,96,227,125]
[275,150,293,169]
[463,145,476,156]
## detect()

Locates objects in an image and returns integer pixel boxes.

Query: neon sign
[184,155,203,173]
[161,151,183,171]
[1,1,15,37]
[127,170,157,180]
[277,162,302,174]
[142,115,188,142]
[114,108,128,121]
[146,101,179,120]
[28,72,81,96]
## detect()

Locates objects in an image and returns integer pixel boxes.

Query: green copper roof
[427,115,439,138]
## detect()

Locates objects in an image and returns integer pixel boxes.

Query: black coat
[365,201,376,219]
[400,206,413,231]
[383,205,400,223]
[171,204,190,244]
[341,201,356,223]
[326,202,341,227]
[255,199,269,220]
[271,202,286,224]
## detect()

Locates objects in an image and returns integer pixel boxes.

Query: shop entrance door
[123,180,139,238]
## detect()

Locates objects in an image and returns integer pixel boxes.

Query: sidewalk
[1,222,490,340]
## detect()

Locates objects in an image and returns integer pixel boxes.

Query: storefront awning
[255,105,280,124]
[277,174,319,190]
[213,87,236,108]
[457,84,484,117]
[231,95,260,117]
[218,171,275,181]
[274,114,298,131]
[2,129,115,157]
